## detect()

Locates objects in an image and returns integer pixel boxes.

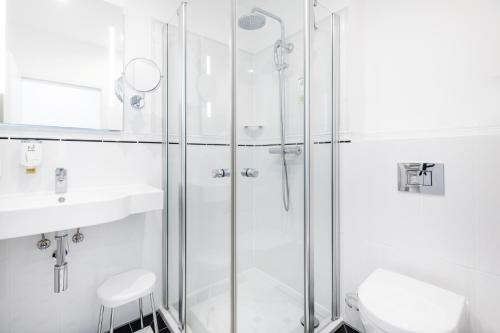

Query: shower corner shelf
[243,125,264,138]
[243,125,264,130]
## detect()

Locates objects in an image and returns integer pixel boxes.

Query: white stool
[97,269,159,333]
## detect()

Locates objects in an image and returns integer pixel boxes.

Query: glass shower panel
[165,1,232,331]
[310,7,337,328]
[185,0,232,332]
[235,0,305,332]
[165,14,182,325]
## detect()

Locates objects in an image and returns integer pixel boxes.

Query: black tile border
[187,142,231,147]
[103,140,138,144]
[62,139,104,143]
[9,137,60,141]
[0,136,351,146]
[139,141,164,145]
[0,136,164,145]
[166,141,351,147]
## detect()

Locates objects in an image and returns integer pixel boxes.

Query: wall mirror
[0,0,125,130]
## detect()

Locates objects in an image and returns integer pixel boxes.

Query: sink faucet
[55,168,67,194]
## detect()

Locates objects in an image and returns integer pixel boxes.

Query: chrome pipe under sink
[53,231,68,293]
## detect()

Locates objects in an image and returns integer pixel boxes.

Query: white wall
[339,0,500,332]
[344,0,500,140]
[0,0,173,332]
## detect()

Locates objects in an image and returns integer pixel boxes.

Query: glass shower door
[164,1,232,332]
[163,1,339,332]
[234,1,339,332]
[164,11,182,327]
[310,6,341,327]
[184,1,232,330]
[235,1,306,332]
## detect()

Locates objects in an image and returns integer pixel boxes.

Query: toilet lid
[358,269,465,333]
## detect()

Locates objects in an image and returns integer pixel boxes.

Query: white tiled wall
[340,136,500,332]
[339,0,500,331]
[0,140,163,333]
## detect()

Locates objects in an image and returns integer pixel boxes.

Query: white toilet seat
[358,269,466,333]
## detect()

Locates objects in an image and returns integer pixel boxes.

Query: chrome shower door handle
[241,168,259,178]
[212,168,231,178]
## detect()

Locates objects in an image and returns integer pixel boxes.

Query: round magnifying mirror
[123,58,162,93]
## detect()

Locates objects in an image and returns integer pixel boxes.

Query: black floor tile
[333,324,360,333]
[103,311,168,333]
[129,312,168,332]
[344,324,360,333]
[104,322,132,333]
[108,314,363,333]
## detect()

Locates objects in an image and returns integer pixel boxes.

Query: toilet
[358,269,466,333]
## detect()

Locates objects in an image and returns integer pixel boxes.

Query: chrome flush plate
[398,163,444,195]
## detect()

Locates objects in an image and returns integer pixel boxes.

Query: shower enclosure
[161,0,340,332]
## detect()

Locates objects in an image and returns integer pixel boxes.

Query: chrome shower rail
[304,0,315,331]
[179,1,188,331]
[230,1,238,333]
[331,12,341,321]
[161,21,168,316]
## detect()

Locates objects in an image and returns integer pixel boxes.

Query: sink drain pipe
[53,231,68,293]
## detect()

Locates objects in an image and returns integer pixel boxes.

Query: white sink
[0,184,163,240]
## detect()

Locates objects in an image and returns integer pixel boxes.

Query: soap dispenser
[20,140,43,174]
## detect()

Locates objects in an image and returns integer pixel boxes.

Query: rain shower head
[238,12,266,30]
[239,8,289,52]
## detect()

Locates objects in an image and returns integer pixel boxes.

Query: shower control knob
[241,168,259,178]
[212,168,231,178]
